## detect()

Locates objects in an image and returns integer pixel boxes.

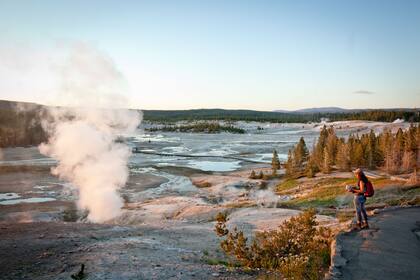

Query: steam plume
[39,43,141,222]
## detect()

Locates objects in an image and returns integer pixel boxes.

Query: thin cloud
[353,90,375,95]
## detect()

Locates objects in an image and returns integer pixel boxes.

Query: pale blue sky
[0,0,419,110]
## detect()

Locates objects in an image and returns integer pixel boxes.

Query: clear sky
[0,0,419,110]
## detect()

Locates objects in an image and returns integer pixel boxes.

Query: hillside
[0,100,47,147]
[0,99,419,148]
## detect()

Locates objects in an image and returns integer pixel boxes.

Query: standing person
[348,168,369,229]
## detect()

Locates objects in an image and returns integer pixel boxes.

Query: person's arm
[352,181,366,194]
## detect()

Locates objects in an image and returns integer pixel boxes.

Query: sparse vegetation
[202,257,230,266]
[224,201,257,209]
[146,122,245,134]
[276,174,419,210]
[62,208,80,222]
[275,179,298,193]
[336,211,355,223]
[365,184,420,206]
[214,209,332,279]
[215,212,229,237]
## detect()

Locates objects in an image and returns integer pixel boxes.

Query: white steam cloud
[39,42,141,222]
[250,189,287,208]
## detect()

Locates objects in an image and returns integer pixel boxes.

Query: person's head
[354,168,367,182]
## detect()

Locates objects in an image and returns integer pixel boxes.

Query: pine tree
[359,133,371,168]
[285,150,294,177]
[395,128,405,165]
[314,125,329,168]
[379,128,394,173]
[271,150,280,175]
[408,168,418,185]
[416,124,420,168]
[352,140,365,167]
[389,129,405,174]
[294,137,309,169]
[346,134,354,167]
[402,150,415,173]
[325,127,338,165]
[384,146,394,173]
[336,140,350,171]
[401,124,418,173]
[320,128,336,173]
[368,130,383,167]
[305,155,317,177]
[322,147,331,173]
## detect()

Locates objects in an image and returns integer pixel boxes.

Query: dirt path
[335,207,420,280]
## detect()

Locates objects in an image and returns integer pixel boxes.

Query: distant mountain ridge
[0,100,416,114]
[274,107,417,114]
[275,107,349,113]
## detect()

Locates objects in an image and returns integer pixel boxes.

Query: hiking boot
[361,222,369,229]
[352,222,362,231]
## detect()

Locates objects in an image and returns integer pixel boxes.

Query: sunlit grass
[275,179,298,194]
[281,176,412,209]
[366,184,420,206]
[284,177,353,208]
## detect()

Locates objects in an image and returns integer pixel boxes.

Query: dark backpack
[364,181,374,197]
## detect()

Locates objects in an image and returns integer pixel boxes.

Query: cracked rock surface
[336,207,420,280]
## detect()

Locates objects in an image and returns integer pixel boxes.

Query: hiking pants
[354,195,368,224]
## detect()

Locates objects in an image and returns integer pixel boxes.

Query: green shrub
[215,209,331,279]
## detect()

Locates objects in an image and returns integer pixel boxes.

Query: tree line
[143,109,420,123]
[285,124,420,177]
